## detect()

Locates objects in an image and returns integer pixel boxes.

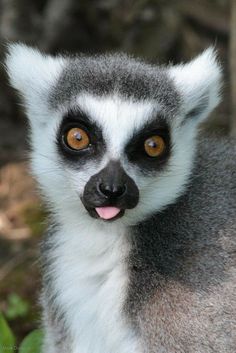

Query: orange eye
[65,127,90,151]
[144,135,165,157]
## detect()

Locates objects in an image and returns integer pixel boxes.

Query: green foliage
[19,329,43,353]
[5,293,29,320]
[0,311,43,353]
[0,312,15,353]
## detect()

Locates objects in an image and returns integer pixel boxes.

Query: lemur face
[55,95,172,222]
[6,45,221,225]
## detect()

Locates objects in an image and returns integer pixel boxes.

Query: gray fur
[49,53,181,114]
[40,225,71,352]
[127,135,236,352]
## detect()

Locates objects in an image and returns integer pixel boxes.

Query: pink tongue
[95,207,121,220]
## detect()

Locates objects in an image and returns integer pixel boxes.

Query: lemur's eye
[144,135,165,157]
[65,127,90,151]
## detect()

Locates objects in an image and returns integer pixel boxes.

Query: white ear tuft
[169,47,222,123]
[5,43,65,110]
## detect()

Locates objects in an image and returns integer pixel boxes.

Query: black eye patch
[125,119,171,173]
[56,108,105,165]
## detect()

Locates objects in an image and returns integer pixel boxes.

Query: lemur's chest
[51,225,141,353]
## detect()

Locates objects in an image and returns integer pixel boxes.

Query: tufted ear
[169,48,222,124]
[5,43,65,116]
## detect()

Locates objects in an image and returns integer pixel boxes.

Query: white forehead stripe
[76,94,158,158]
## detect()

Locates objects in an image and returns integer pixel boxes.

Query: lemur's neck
[46,217,140,353]
[57,216,128,257]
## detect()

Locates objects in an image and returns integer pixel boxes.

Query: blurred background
[0,0,234,343]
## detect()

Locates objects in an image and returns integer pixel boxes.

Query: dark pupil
[148,140,157,148]
[74,132,82,141]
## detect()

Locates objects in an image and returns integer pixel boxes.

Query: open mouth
[95,206,124,221]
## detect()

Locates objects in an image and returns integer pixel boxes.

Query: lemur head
[6,44,221,226]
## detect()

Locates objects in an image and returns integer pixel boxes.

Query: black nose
[82,160,139,212]
[98,182,126,199]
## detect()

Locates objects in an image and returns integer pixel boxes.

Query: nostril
[113,184,126,197]
[98,183,111,197]
[98,183,126,198]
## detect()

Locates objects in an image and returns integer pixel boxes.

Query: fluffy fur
[6,44,236,353]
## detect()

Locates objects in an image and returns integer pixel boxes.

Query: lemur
[6,44,236,353]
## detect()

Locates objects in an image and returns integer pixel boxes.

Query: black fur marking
[56,108,105,166]
[49,53,181,116]
[125,118,171,173]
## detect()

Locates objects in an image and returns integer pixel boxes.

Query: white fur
[6,43,65,123]
[76,94,157,159]
[169,47,222,122]
[66,94,197,225]
[50,220,141,353]
[5,44,222,353]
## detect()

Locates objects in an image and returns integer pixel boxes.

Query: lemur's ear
[5,43,65,114]
[169,48,222,124]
